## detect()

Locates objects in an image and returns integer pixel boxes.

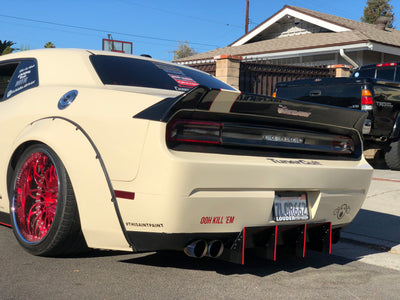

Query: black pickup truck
[274,62,400,170]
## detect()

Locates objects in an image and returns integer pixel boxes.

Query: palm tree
[44,41,55,48]
[0,40,16,55]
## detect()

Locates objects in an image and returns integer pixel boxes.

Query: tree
[19,44,31,52]
[0,40,16,55]
[361,0,395,28]
[2,46,13,55]
[44,41,56,48]
[173,41,197,60]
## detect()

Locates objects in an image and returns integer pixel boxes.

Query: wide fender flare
[10,117,131,251]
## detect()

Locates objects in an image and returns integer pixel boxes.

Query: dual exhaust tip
[184,240,224,259]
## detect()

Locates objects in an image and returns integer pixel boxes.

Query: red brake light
[361,90,373,104]
[376,62,397,67]
[361,96,373,105]
[361,89,373,110]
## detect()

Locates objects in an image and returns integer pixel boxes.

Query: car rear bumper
[113,123,373,254]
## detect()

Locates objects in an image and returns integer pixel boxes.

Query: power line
[0,14,219,48]
[115,0,243,29]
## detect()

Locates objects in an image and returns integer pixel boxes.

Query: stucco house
[176,5,400,68]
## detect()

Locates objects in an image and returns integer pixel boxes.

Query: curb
[341,231,400,254]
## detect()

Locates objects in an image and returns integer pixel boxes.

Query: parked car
[0,49,372,264]
[274,62,400,170]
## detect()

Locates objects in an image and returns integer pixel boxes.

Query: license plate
[273,193,309,221]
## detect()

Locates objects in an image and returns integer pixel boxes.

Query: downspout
[339,49,359,68]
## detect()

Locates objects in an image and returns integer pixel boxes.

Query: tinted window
[90,55,234,92]
[277,84,361,108]
[3,60,39,100]
[0,63,18,99]
[353,68,375,78]
[395,68,400,82]
[376,67,395,81]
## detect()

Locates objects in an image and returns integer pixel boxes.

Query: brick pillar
[214,55,242,90]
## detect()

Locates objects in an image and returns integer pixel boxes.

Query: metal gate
[240,61,335,96]
[185,62,216,76]
[185,60,335,96]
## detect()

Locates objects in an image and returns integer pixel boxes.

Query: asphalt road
[2,165,400,299]
[1,224,400,300]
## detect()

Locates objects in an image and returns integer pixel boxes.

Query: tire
[10,144,87,256]
[384,141,400,170]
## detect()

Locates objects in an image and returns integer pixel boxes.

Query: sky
[1,0,399,62]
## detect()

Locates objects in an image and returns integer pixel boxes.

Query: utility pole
[107,34,115,51]
[245,0,249,34]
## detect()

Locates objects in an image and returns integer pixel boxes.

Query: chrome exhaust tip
[206,240,224,258]
[184,240,208,258]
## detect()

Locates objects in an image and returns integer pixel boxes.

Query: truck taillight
[361,89,373,110]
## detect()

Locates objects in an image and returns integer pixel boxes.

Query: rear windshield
[276,84,361,107]
[90,55,234,92]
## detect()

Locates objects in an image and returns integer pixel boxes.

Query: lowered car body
[0,49,372,264]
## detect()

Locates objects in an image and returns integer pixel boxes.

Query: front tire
[385,141,400,170]
[10,144,86,256]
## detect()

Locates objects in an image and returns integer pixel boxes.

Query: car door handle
[309,90,322,96]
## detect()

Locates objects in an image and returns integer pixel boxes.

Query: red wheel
[11,144,86,256]
[13,151,58,242]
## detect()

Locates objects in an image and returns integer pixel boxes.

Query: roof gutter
[240,42,370,61]
[339,48,359,68]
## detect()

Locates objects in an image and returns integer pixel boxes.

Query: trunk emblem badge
[278,105,311,118]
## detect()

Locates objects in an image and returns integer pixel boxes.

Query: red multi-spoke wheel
[11,144,86,256]
[14,151,58,242]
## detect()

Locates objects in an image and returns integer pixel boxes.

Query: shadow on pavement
[120,209,400,275]
[366,151,389,170]
[342,208,400,250]
[119,249,353,277]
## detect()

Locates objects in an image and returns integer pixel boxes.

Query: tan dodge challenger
[0,49,372,264]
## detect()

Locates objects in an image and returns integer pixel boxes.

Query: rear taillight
[331,137,354,154]
[166,120,223,144]
[361,89,373,110]
[167,119,355,155]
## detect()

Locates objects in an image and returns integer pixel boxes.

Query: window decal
[153,62,199,91]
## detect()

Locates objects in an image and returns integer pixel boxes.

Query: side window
[395,67,400,82]
[376,67,396,81]
[3,60,38,101]
[0,63,18,99]
[354,68,376,78]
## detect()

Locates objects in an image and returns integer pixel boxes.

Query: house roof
[176,5,400,63]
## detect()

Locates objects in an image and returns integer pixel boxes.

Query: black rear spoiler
[135,86,367,134]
